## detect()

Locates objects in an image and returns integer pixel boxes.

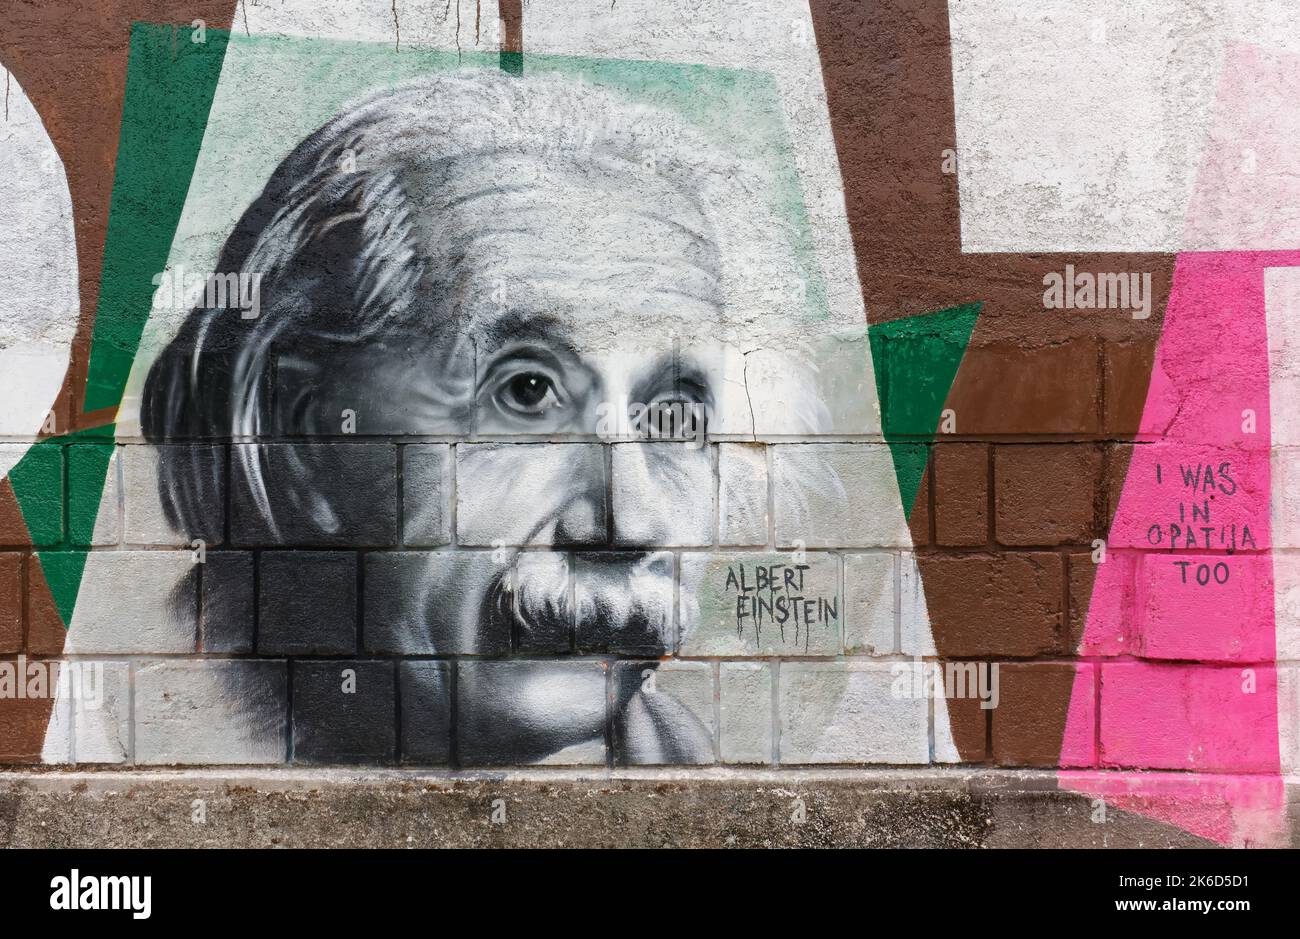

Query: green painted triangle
[35,550,91,629]
[868,302,981,516]
[81,23,232,413]
[8,427,117,628]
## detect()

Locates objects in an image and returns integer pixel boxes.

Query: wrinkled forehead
[397,150,726,349]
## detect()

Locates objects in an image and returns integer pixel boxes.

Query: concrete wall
[1,0,1298,848]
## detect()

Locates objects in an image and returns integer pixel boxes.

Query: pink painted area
[1060,251,1300,844]
[1059,770,1287,847]
[1099,663,1278,773]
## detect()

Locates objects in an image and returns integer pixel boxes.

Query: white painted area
[950,0,1300,252]
[1267,267,1300,779]
[0,71,77,441]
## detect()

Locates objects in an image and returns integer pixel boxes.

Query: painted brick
[899,553,938,656]
[1103,341,1158,436]
[456,660,606,766]
[1272,554,1300,662]
[122,444,224,545]
[995,444,1101,545]
[134,660,288,764]
[915,553,1064,656]
[718,443,768,546]
[934,443,987,546]
[0,443,61,546]
[576,551,673,655]
[399,661,451,765]
[771,444,904,547]
[1136,553,1273,662]
[231,442,397,547]
[456,442,605,546]
[1274,448,1300,549]
[55,552,196,655]
[991,663,1095,767]
[843,552,894,654]
[948,342,1101,435]
[936,692,988,763]
[257,551,357,655]
[200,552,254,654]
[401,443,452,547]
[68,444,119,546]
[293,660,396,765]
[73,661,130,764]
[680,551,841,656]
[610,442,713,547]
[0,554,19,653]
[1070,550,1139,656]
[613,660,714,765]
[1280,668,1299,775]
[720,662,771,764]
[1100,662,1279,772]
[778,662,928,764]
[364,551,510,655]
[513,551,573,653]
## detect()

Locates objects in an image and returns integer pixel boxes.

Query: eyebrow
[467,307,579,356]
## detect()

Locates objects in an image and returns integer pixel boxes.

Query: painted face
[267,151,745,763]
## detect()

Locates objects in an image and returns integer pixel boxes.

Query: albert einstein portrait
[120,70,888,766]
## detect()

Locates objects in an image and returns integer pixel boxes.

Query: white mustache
[491,552,674,651]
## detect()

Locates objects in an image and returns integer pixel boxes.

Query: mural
[1,0,1298,848]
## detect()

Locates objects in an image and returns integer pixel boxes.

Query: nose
[609,442,713,548]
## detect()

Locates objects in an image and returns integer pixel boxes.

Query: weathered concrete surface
[3,768,1291,848]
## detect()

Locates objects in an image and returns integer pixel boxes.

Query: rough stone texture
[292,661,396,765]
[456,443,606,547]
[399,661,451,766]
[613,661,715,766]
[401,444,452,547]
[934,443,988,547]
[364,552,510,655]
[680,552,842,656]
[772,444,902,548]
[45,552,196,655]
[231,443,398,547]
[200,551,254,654]
[257,551,357,655]
[719,662,772,764]
[779,662,929,764]
[0,554,20,653]
[610,443,714,547]
[575,552,673,655]
[0,0,1294,850]
[717,443,768,546]
[0,767,1261,848]
[67,444,119,546]
[122,443,224,545]
[134,661,288,765]
[843,552,895,655]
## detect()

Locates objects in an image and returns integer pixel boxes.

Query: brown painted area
[499,0,523,54]
[0,0,238,437]
[0,554,20,653]
[0,479,29,548]
[810,0,1174,762]
[0,1,237,762]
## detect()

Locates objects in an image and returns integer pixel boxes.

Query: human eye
[480,351,571,426]
[499,370,562,416]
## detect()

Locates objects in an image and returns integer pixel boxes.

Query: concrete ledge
[4,768,1297,847]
